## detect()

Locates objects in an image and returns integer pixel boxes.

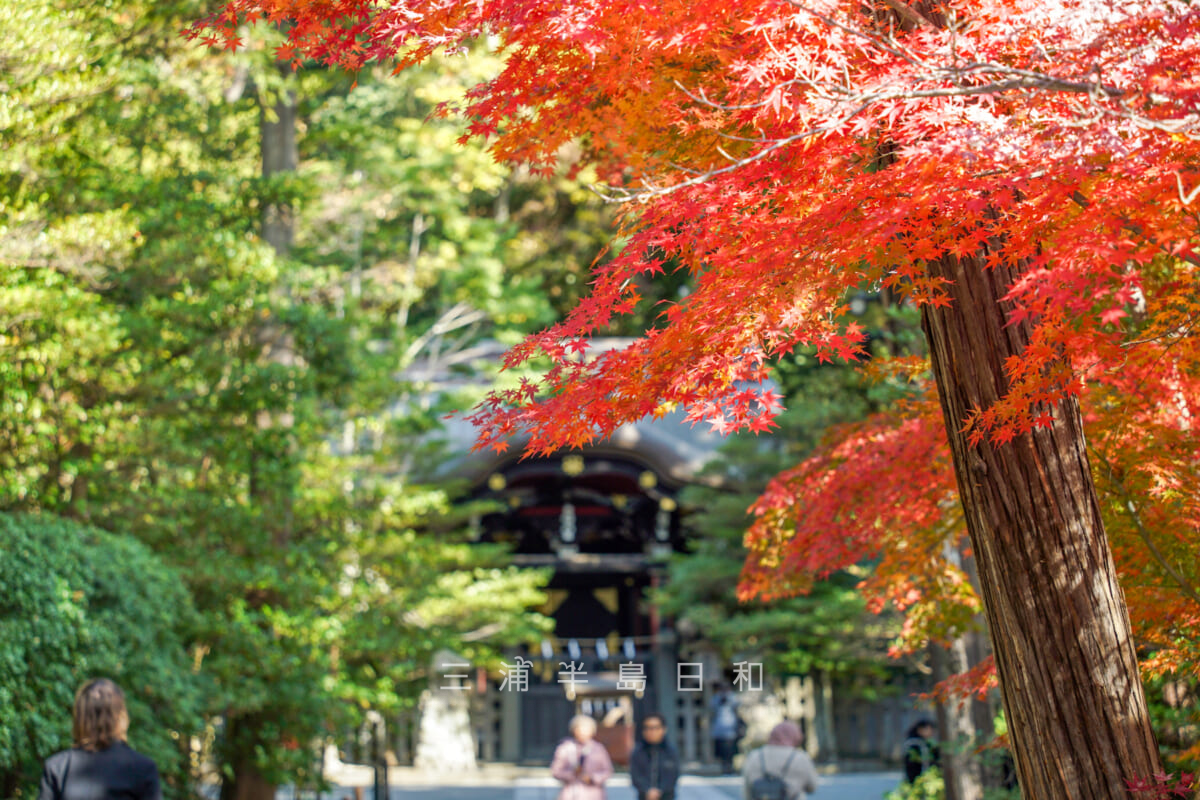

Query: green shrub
[0,513,204,798]
[885,768,946,800]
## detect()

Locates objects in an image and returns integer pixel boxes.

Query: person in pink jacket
[551,714,614,800]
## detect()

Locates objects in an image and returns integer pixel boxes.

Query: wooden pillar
[500,677,522,762]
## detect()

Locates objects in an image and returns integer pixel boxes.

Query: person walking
[902,719,940,784]
[551,714,614,800]
[741,721,819,800]
[630,713,680,800]
[38,678,162,800]
[710,685,741,774]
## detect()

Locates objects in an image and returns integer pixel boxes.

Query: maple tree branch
[1105,98,1200,136]
[1070,190,1200,271]
[785,0,933,69]
[659,57,1129,206]
[786,0,1130,95]
[1121,309,1200,348]
[594,122,851,202]
[1175,172,1200,205]
[778,0,1150,134]
[646,3,1158,208]
[715,131,772,144]
[892,75,1117,99]
[641,63,1128,203]
[1123,507,1200,612]
[950,62,1123,96]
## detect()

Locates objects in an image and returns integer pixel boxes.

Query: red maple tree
[747,350,1200,758]
[190,1,1200,798]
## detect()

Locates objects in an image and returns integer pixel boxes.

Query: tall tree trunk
[929,634,984,800]
[223,66,301,800]
[810,670,838,763]
[937,537,999,800]
[958,539,1013,792]
[919,249,1162,799]
[255,60,299,547]
[219,715,277,800]
[261,64,297,254]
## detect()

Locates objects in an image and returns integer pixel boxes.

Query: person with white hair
[550,714,614,800]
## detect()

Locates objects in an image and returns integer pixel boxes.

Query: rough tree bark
[959,540,1013,792]
[221,65,300,800]
[929,634,984,800]
[919,248,1162,799]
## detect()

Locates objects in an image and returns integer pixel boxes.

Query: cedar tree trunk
[223,65,301,800]
[919,249,1162,800]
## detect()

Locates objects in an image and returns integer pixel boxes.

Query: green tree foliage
[661,307,925,685]
[1,0,580,793]
[0,513,204,799]
[1143,676,1200,774]
[664,378,893,685]
[885,769,946,800]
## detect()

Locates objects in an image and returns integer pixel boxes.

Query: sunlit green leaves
[0,514,204,798]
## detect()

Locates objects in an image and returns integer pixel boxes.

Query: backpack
[749,749,797,800]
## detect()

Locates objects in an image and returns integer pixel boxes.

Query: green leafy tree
[659,306,932,758]
[0,513,204,799]
[1,4,590,797]
[664,352,914,678]
[663,300,924,661]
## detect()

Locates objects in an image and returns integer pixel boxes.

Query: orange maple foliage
[741,387,975,648]
[189,0,1200,453]
[746,317,1200,688]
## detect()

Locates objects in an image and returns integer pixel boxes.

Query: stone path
[293,770,904,800]
[513,774,730,800]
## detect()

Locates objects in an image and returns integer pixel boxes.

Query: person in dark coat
[629,713,680,800]
[38,678,162,800]
[902,719,940,784]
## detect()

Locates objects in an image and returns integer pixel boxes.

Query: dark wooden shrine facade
[469,449,691,764]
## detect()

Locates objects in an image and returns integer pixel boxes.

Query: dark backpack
[749,749,797,800]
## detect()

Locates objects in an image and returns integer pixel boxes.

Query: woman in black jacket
[38,678,161,800]
[629,713,680,800]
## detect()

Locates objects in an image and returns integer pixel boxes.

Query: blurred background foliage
[0,0,573,794]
